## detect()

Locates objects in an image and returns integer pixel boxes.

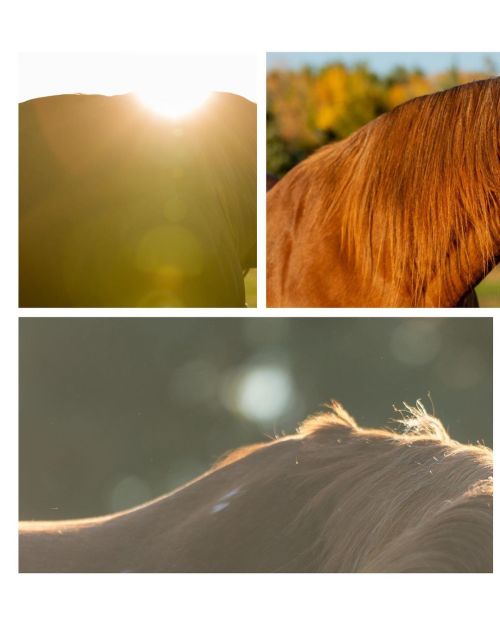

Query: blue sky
[267,52,500,75]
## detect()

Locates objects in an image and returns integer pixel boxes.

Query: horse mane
[209,402,492,571]
[298,399,451,442]
[294,77,500,305]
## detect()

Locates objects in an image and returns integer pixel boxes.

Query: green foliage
[267,61,495,176]
[476,266,500,307]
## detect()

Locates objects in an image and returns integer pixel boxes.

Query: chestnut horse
[20,404,492,572]
[267,78,500,307]
[20,92,256,307]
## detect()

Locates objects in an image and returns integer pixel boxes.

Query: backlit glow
[136,87,211,119]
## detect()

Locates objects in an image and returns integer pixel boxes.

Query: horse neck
[19,430,492,572]
[330,196,500,308]
[422,229,500,307]
[19,437,313,572]
[140,437,318,572]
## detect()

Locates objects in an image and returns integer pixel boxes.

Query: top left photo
[19,54,257,308]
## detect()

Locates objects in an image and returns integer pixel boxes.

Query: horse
[19,92,256,307]
[267,78,500,307]
[19,403,492,572]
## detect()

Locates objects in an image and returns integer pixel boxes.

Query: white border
[3,1,500,623]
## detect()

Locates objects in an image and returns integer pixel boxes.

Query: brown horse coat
[267,78,500,307]
[20,404,492,572]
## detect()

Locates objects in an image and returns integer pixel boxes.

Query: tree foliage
[267,61,496,176]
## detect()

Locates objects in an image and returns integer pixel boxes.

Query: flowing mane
[267,77,500,307]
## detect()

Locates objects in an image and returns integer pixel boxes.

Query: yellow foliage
[314,66,348,130]
[267,62,496,176]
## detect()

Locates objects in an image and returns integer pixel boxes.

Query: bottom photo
[19,317,493,573]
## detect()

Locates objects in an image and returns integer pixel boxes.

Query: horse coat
[267,78,500,307]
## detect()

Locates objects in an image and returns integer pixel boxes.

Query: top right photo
[266,52,500,307]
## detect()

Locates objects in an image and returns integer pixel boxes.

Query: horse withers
[19,403,492,572]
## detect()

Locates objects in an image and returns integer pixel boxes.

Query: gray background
[19,317,492,520]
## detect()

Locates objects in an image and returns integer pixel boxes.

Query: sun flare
[136,87,212,120]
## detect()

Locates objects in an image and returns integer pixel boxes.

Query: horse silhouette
[20,92,256,307]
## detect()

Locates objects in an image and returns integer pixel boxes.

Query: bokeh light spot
[222,363,294,422]
[390,320,442,366]
[135,224,205,279]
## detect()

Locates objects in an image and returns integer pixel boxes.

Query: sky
[267,52,500,75]
[19,53,257,103]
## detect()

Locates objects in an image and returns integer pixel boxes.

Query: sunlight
[135,87,212,119]
[222,363,294,423]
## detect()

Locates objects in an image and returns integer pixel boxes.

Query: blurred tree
[314,63,387,139]
[385,65,411,87]
[267,60,496,176]
[266,111,294,174]
[267,68,322,175]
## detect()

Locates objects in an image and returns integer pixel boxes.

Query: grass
[476,265,500,308]
[244,269,257,307]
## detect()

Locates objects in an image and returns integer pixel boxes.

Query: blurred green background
[476,266,500,307]
[267,53,500,305]
[20,317,492,520]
